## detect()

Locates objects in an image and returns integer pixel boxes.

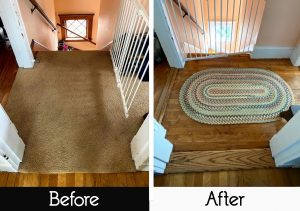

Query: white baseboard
[251,46,295,59]
[291,45,300,66]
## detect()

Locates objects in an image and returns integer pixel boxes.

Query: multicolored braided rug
[179,68,294,124]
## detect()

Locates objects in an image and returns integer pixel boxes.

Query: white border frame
[0,0,35,68]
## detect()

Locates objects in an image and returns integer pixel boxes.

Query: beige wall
[54,0,101,50]
[19,0,58,51]
[96,0,121,50]
[256,0,300,47]
[297,37,300,46]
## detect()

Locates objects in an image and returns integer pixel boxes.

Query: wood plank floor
[155,168,300,187]
[163,56,300,152]
[0,172,148,187]
[154,60,178,122]
[0,45,18,106]
[154,60,172,109]
[154,57,300,186]
[166,148,275,173]
[0,47,148,187]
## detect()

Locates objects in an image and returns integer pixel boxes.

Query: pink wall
[19,0,58,51]
[256,0,300,47]
[54,0,101,50]
[97,0,148,50]
[96,0,121,50]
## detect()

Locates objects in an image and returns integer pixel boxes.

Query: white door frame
[154,0,185,68]
[0,0,35,68]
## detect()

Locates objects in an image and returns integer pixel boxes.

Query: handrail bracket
[31,6,37,13]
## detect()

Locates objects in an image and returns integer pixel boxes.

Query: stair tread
[166,148,275,173]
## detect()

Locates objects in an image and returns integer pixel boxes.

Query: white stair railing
[164,0,266,61]
[111,0,149,118]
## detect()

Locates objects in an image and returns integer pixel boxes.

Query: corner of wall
[250,46,295,59]
[291,45,300,66]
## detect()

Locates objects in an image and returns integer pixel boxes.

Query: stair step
[166,148,275,173]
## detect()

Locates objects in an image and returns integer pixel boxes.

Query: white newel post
[270,111,300,167]
[131,115,149,171]
[0,105,25,172]
[154,0,185,68]
[154,119,173,174]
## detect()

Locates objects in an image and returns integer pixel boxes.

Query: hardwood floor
[0,45,18,106]
[0,46,149,187]
[154,60,172,109]
[0,172,148,187]
[154,60,178,122]
[155,169,300,187]
[154,56,300,186]
[167,149,274,173]
[163,56,300,152]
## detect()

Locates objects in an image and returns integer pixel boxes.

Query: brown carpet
[5,51,148,173]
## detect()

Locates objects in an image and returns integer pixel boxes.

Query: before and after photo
[1,0,300,210]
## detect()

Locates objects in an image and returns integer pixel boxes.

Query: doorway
[0,17,18,106]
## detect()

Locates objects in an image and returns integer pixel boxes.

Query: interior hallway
[154,57,300,186]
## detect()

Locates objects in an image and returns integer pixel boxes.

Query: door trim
[0,0,34,68]
[154,0,185,68]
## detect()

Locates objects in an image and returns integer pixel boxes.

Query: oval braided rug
[179,68,294,124]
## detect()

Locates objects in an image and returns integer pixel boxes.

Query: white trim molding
[270,111,300,167]
[131,116,149,171]
[291,45,300,66]
[251,46,295,59]
[0,105,25,172]
[0,0,34,68]
[154,0,185,68]
[154,119,173,174]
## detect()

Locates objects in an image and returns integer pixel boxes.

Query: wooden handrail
[29,0,57,31]
[172,0,204,34]
[57,23,96,45]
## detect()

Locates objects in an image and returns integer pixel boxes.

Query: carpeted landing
[5,51,148,173]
